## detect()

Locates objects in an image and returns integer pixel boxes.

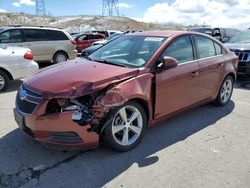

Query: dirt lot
[0,80,250,188]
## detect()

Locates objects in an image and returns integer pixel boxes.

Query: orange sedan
[14,31,238,151]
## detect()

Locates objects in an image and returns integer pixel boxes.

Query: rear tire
[0,70,9,92]
[103,101,147,152]
[53,52,68,63]
[214,75,234,106]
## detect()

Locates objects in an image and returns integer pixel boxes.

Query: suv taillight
[24,51,33,60]
[71,39,77,45]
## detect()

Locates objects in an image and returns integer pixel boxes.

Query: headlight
[99,90,127,107]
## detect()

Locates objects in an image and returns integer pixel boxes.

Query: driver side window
[162,35,194,64]
[0,29,22,43]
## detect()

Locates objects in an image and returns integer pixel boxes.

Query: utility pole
[36,0,46,16]
[102,0,119,16]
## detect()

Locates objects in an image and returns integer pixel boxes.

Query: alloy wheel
[112,106,143,146]
[0,74,5,90]
[221,79,233,104]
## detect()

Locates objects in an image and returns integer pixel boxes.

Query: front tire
[214,75,234,106]
[103,101,147,152]
[0,70,10,92]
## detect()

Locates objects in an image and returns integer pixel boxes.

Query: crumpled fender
[91,73,154,127]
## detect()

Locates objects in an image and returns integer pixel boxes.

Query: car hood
[224,43,250,50]
[24,58,139,99]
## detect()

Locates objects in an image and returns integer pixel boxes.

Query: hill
[0,13,187,33]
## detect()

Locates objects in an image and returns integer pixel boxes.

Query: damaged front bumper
[14,100,99,150]
[13,84,128,149]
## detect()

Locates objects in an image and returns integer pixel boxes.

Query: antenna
[102,0,119,16]
[36,0,46,16]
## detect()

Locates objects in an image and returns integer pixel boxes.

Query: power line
[102,0,119,16]
[36,0,46,16]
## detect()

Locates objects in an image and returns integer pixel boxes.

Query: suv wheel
[0,70,10,92]
[53,52,68,63]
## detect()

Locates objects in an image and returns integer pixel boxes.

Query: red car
[14,31,238,151]
[75,33,106,53]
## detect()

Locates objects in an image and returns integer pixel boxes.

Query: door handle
[218,63,224,67]
[190,71,199,77]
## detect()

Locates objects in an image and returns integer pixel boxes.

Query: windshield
[229,31,250,43]
[88,36,167,68]
[107,33,122,41]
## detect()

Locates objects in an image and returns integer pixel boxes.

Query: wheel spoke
[119,108,128,123]
[121,129,129,145]
[221,93,226,102]
[221,91,225,99]
[128,109,140,123]
[130,125,141,135]
[112,125,125,134]
[0,77,4,89]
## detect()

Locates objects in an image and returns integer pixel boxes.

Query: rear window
[194,36,216,58]
[48,30,68,41]
[23,29,49,42]
[214,42,223,55]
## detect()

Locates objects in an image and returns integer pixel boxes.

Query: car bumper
[6,61,39,80]
[68,49,78,60]
[13,107,99,150]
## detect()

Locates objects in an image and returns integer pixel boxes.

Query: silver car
[0,26,77,63]
[0,45,38,91]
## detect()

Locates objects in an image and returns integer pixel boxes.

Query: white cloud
[117,3,133,8]
[139,0,250,29]
[12,2,21,7]
[0,8,7,12]
[12,0,35,7]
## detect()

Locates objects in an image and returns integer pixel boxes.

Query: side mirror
[157,56,178,71]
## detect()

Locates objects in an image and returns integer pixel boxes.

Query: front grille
[230,49,250,62]
[48,132,83,143]
[16,95,38,114]
[16,85,40,115]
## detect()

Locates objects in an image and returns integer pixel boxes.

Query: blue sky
[0,0,175,17]
[0,0,249,28]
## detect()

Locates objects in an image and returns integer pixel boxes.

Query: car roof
[0,26,63,31]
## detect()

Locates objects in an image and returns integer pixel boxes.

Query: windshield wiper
[93,59,127,67]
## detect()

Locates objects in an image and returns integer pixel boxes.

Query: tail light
[71,39,77,45]
[24,51,33,60]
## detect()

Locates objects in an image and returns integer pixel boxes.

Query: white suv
[0,26,77,63]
